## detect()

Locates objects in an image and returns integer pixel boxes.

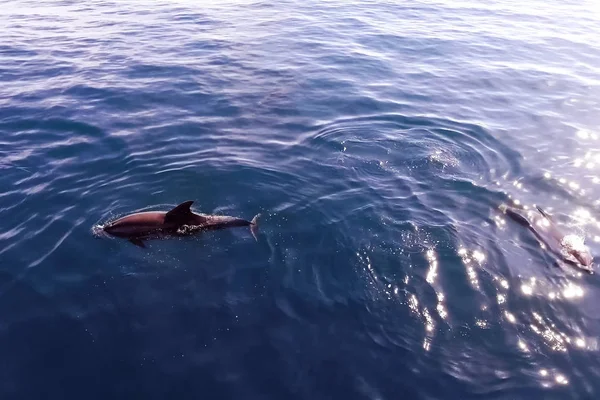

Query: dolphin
[501,204,593,273]
[102,200,260,247]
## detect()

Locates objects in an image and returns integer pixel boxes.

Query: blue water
[2,0,600,398]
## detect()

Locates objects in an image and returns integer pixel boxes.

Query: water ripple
[2,0,600,398]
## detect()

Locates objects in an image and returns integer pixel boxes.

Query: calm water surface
[2,0,600,399]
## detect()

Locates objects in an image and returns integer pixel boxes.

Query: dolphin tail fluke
[250,213,261,241]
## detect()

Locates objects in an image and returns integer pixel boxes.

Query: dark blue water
[2,0,600,398]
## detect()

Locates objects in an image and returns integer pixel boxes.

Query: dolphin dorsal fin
[165,200,194,224]
[536,206,552,220]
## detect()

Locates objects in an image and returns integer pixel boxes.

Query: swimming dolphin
[502,204,593,273]
[102,200,260,247]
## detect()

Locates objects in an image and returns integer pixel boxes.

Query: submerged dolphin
[502,204,593,273]
[102,200,260,247]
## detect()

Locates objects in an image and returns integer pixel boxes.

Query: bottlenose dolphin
[502,204,593,273]
[102,201,260,247]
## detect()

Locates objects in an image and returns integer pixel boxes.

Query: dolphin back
[504,207,531,227]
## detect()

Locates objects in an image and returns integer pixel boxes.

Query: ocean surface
[1,0,600,398]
